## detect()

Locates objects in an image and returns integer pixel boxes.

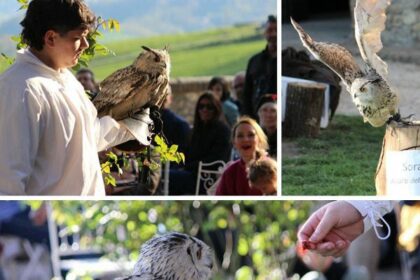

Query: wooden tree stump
[283,82,325,138]
[376,121,420,195]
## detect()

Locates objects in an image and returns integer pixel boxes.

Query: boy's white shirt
[346,200,394,240]
[0,49,133,195]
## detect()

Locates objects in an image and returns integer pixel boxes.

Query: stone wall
[169,76,234,125]
[350,0,420,47]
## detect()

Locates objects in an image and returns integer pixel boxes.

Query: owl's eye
[154,57,161,62]
[360,87,366,92]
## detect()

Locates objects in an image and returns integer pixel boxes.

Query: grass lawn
[282,115,386,196]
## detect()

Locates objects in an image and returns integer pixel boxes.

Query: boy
[0,0,142,195]
[248,157,277,195]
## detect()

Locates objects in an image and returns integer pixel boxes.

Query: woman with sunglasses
[169,92,231,194]
[216,116,269,195]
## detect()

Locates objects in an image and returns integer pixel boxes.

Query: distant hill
[0,23,267,79]
[0,0,277,48]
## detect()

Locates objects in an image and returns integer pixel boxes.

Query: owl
[93,46,170,121]
[119,232,214,280]
[291,0,400,127]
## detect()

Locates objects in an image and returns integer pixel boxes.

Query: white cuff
[346,200,393,240]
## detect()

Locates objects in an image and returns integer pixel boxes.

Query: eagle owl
[93,46,170,121]
[120,232,214,280]
[291,0,399,127]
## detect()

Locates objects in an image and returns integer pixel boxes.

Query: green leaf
[94,44,111,56]
[101,162,111,174]
[1,53,14,65]
[154,135,167,150]
[107,19,119,31]
[10,35,21,43]
[166,154,178,162]
[106,152,118,162]
[17,0,28,10]
[154,146,162,154]
[168,144,178,154]
[179,152,186,164]
[105,175,116,187]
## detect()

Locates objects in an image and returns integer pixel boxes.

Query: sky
[0,0,277,36]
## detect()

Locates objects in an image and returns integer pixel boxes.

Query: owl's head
[350,76,384,100]
[132,232,214,280]
[133,46,171,77]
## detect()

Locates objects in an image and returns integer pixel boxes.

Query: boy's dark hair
[21,0,96,50]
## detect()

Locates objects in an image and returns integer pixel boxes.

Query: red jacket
[215,159,263,196]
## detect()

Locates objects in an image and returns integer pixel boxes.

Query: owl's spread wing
[291,18,364,90]
[93,66,149,115]
[354,0,390,79]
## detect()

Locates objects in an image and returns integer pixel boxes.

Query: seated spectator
[232,71,245,113]
[169,92,231,195]
[76,68,99,100]
[216,117,268,195]
[0,201,49,247]
[208,76,240,127]
[248,157,277,195]
[256,94,277,157]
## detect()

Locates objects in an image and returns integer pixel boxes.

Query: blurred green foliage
[28,201,314,279]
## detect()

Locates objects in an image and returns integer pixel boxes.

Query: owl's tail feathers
[290,17,315,47]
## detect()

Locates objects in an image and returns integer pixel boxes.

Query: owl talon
[387,113,414,125]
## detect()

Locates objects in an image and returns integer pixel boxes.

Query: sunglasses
[198,104,215,111]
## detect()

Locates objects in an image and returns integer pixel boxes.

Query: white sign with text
[386,150,420,195]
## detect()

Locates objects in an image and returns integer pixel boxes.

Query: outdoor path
[282,15,420,120]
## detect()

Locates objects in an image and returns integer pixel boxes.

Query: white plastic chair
[162,161,170,195]
[195,160,226,195]
[0,236,51,280]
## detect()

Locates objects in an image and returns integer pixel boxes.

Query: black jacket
[242,46,277,118]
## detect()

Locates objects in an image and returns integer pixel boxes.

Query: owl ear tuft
[142,45,160,61]
[142,45,152,52]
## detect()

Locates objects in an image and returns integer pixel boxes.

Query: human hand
[31,203,48,226]
[120,108,153,146]
[298,201,364,257]
[296,242,334,273]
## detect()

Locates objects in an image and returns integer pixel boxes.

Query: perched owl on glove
[120,232,214,280]
[291,0,400,127]
[93,46,170,121]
